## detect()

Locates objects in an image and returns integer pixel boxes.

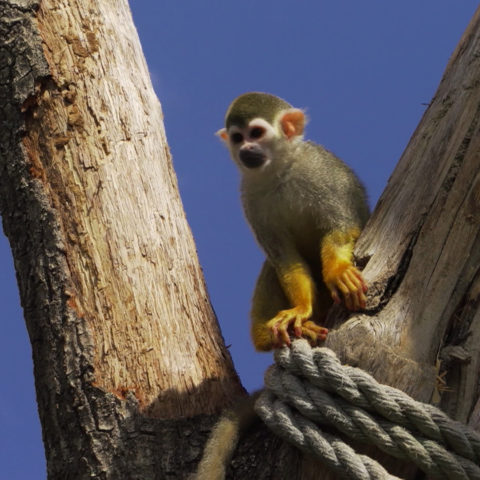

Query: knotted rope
[255,339,480,480]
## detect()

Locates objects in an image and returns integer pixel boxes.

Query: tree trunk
[0,0,244,478]
[1,2,479,480]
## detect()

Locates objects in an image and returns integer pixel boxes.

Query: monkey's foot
[266,307,328,348]
[301,320,329,347]
[325,263,367,310]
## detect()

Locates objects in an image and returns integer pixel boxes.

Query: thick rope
[254,339,480,480]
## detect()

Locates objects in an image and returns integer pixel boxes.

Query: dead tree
[0,1,479,478]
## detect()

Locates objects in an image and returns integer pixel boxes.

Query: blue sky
[1,2,478,477]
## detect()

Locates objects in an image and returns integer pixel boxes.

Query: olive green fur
[225,92,292,129]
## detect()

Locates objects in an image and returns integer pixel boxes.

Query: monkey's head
[217,92,306,171]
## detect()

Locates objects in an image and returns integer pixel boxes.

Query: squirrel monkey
[218,92,369,351]
[194,93,369,480]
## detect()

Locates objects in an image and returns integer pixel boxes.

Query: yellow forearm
[277,262,315,313]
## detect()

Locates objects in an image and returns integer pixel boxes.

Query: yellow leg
[251,261,328,351]
[321,228,367,310]
[251,262,287,351]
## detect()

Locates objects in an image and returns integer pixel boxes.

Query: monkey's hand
[324,262,367,311]
[266,307,328,348]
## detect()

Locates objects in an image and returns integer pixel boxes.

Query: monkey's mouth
[239,149,267,168]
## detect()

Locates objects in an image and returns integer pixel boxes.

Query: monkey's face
[217,101,306,172]
[221,118,277,170]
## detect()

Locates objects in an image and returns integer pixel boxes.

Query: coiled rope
[255,339,480,480]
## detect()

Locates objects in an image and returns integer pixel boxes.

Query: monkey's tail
[193,392,260,480]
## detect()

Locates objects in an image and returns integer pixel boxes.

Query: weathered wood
[311,6,480,479]
[0,0,243,478]
[329,4,480,407]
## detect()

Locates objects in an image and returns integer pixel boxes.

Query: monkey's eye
[250,127,265,139]
[230,132,244,144]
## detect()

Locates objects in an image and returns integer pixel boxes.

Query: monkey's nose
[239,145,266,168]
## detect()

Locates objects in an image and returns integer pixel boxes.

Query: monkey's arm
[251,244,328,350]
[321,228,367,310]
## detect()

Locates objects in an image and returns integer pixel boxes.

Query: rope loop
[255,339,480,480]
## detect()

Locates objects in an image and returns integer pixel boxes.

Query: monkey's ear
[280,109,305,140]
[216,128,229,142]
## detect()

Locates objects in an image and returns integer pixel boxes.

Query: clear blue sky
[1,2,477,478]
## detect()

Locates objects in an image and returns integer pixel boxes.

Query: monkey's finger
[271,324,284,347]
[355,287,367,309]
[271,320,291,347]
[272,335,289,349]
[267,313,294,347]
[302,328,326,345]
[345,293,355,311]
[352,287,365,309]
[266,312,287,329]
[278,326,291,347]
[352,269,368,293]
[294,318,304,337]
[341,274,359,296]
[343,273,365,309]
[303,321,328,334]
[271,335,287,349]
[343,288,357,310]
[303,321,328,339]
[305,332,327,346]
[344,271,367,309]
[352,288,366,310]
[270,324,279,345]
[344,269,363,289]
[342,271,368,310]
[351,268,368,293]
[347,289,363,310]
[329,286,341,304]
[358,291,367,309]
[335,278,354,310]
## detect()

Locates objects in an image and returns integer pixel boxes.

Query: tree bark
[1,1,479,480]
[0,0,244,478]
